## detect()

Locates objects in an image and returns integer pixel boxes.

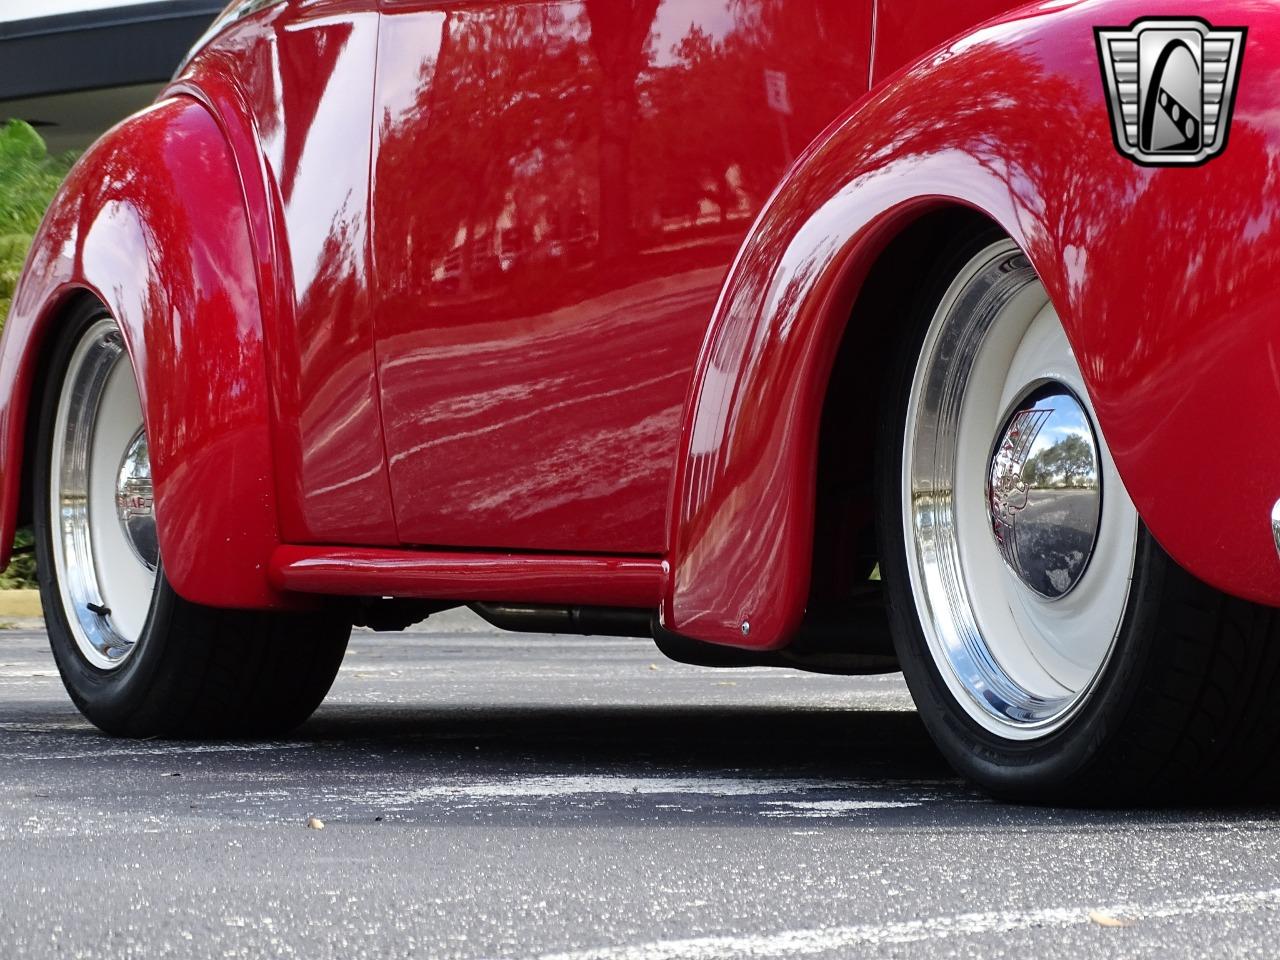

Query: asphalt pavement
[2,608,1279,959]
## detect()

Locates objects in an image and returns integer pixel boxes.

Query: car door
[371,0,871,553]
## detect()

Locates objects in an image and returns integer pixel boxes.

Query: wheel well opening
[804,206,997,654]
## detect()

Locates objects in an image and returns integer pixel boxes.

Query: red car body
[4,0,1280,654]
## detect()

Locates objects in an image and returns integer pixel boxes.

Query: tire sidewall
[32,299,180,734]
[883,520,1168,800]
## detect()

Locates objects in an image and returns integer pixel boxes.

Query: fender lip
[664,197,944,651]
[0,280,100,572]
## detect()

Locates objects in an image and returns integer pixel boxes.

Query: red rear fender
[667,0,1280,648]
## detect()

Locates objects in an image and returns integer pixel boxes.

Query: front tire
[33,298,350,738]
[877,230,1280,802]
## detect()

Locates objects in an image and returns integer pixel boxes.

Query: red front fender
[667,0,1280,649]
[0,96,286,608]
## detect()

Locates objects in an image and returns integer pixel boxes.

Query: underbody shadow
[300,701,951,782]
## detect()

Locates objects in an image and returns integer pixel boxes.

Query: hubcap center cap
[116,427,158,571]
[987,382,1102,599]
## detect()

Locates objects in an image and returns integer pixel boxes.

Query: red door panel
[372,0,871,553]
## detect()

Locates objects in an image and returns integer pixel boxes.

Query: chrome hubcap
[116,428,158,571]
[49,318,159,670]
[987,382,1102,600]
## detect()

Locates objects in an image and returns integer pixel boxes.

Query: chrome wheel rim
[901,241,1139,739]
[48,318,159,670]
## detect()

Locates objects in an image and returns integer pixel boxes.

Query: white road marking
[760,799,920,817]
[26,743,316,761]
[535,888,1280,960]
[361,775,937,803]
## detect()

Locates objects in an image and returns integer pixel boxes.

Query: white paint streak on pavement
[362,775,936,803]
[29,742,316,761]
[759,799,920,817]
[0,724,90,733]
[535,888,1280,960]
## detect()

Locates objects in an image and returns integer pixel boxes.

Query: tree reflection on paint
[376,0,866,306]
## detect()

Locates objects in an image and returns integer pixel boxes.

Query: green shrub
[0,529,35,590]
[0,119,78,326]
[0,121,78,589]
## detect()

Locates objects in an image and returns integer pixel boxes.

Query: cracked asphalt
[2,608,1280,958]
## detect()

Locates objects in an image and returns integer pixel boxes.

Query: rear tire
[33,297,350,738]
[877,228,1280,803]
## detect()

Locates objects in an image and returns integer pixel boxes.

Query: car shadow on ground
[301,702,948,779]
[290,703,1280,825]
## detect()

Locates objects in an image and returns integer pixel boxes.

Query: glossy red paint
[667,0,1280,648]
[370,0,871,553]
[269,545,665,607]
[3,0,1279,643]
[0,97,285,608]
[176,0,398,545]
[871,0,1029,85]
